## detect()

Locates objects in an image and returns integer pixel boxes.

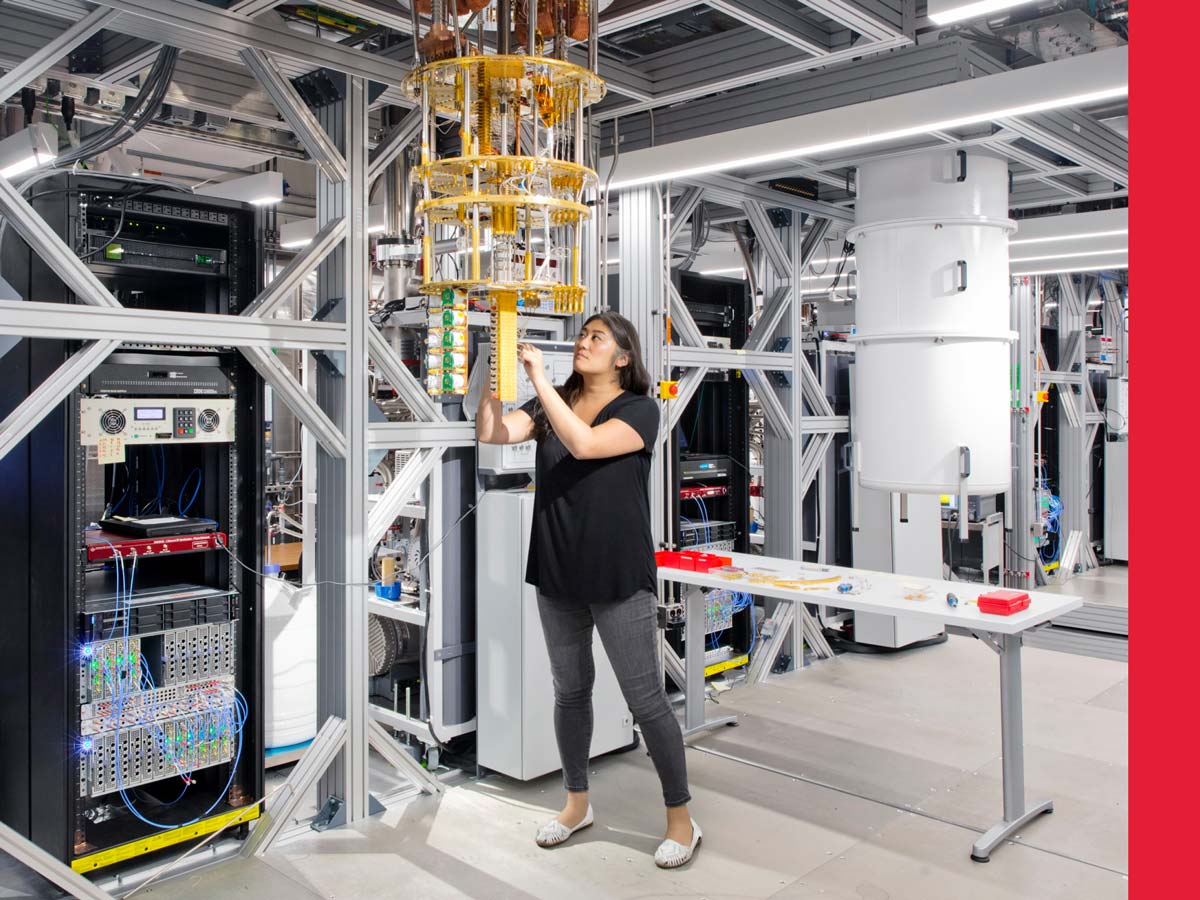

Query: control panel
[476,340,576,474]
[80,397,235,446]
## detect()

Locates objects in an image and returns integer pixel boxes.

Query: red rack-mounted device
[85,531,228,563]
[679,485,729,500]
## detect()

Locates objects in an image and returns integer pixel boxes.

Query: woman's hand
[518,342,545,384]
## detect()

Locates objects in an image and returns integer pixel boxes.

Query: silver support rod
[342,75,372,823]
[0,820,115,900]
[0,179,121,309]
[0,7,118,103]
[744,286,791,353]
[368,327,445,421]
[527,0,537,51]
[241,48,348,183]
[242,716,348,858]
[745,369,793,441]
[666,365,707,433]
[368,108,423,185]
[367,719,445,795]
[367,421,475,451]
[667,281,706,349]
[743,201,792,281]
[241,218,348,319]
[667,186,704,246]
[0,300,348,352]
[241,347,348,457]
[788,224,804,559]
[0,340,119,465]
[367,447,443,547]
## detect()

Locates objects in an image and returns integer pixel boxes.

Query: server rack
[667,272,753,675]
[0,176,264,875]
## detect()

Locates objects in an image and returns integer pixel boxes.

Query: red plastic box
[977,589,1031,616]
[655,551,733,573]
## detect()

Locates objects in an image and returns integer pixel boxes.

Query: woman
[475,311,701,869]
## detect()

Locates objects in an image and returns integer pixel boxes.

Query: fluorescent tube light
[1010,248,1129,263]
[928,1,1039,26]
[1009,228,1128,246]
[1013,261,1129,276]
[0,123,58,179]
[196,170,284,206]
[279,217,316,249]
[609,86,1127,190]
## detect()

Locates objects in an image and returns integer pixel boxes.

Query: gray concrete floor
[119,630,1127,900]
[1041,564,1129,609]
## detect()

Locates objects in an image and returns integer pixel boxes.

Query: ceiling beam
[91,0,412,87]
[599,0,706,35]
[707,0,830,55]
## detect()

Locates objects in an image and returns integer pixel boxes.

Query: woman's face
[573,319,626,379]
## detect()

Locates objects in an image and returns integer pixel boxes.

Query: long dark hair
[532,311,652,442]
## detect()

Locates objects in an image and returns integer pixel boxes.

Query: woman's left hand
[518,343,545,383]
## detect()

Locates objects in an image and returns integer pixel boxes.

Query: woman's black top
[519,390,660,607]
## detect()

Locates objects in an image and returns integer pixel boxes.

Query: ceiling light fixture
[1010,248,1129,263]
[1013,261,1129,276]
[0,123,58,179]
[928,1,1040,26]
[279,217,316,250]
[196,170,285,206]
[1009,228,1128,246]
[608,80,1126,190]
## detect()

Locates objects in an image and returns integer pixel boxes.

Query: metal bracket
[309,792,385,832]
[433,641,476,662]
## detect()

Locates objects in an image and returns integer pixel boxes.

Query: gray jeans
[536,589,691,808]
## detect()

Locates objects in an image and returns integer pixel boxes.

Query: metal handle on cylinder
[956,259,968,293]
[956,150,967,183]
[850,441,862,533]
[958,445,971,542]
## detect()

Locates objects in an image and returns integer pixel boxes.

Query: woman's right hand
[518,343,546,384]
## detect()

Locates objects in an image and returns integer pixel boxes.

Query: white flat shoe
[535,805,594,848]
[655,819,702,868]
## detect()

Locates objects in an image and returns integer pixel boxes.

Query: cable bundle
[87,540,246,829]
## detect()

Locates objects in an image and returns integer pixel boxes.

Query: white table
[658,551,1082,862]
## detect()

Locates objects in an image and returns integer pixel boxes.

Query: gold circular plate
[404,54,606,110]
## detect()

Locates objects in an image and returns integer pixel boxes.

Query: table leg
[971,631,1053,862]
[682,587,737,737]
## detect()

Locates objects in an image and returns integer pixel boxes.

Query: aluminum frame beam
[367,421,475,452]
[708,0,829,54]
[0,6,117,102]
[368,327,445,421]
[0,339,119,465]
[0,179,122,310]
[367,447,443,548]
[667,281,706,349]
[0,820,114,900]
[594,34,908,121]
[687,173,855,225]
[241,218,349,320]
[91,0,412,87]
[803,0,905,41]
[743,201,793,281]
[599,0,704,35]
[241,347,348,458]
[745,368,792,441]
[368,108,423,185]
[0,300,349,352]
[241,47,349,183]
[670,345,793,371]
